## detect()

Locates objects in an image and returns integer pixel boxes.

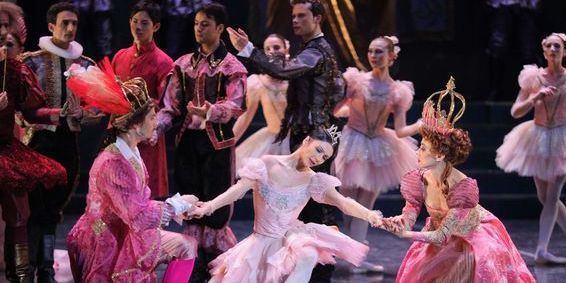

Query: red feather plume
[66,57,131,115]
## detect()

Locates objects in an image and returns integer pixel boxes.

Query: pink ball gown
[496,65,566,180]
[390,170,534,282]
[208,157,369,282]
[334,68,417,194]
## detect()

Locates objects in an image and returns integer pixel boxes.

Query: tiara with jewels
[324,124,342,145]
[421,76,466,135]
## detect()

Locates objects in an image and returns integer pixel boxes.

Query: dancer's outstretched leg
[285,247,318,283]
[347,189,382,273]
[534,176,566,264]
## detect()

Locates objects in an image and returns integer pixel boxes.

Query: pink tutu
[208,222,368,283]
[236,128,290,170]
[496,121,566,181]
[334,126,417,193]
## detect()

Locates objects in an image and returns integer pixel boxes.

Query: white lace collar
[38,36,83,59]
[115,137,143,169]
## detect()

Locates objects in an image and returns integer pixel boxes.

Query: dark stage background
[11,0,566,219]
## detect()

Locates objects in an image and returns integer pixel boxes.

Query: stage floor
[3,217,565,283]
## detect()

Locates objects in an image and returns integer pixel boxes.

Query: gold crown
[421,76,466,135]
[111,77,152,130]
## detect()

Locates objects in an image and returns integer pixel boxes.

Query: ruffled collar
[115,137,143,168]
[38,36,83,59]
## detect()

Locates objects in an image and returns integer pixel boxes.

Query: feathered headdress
[0,2,27,44]
[66,57,151,131]
[421,76,466,135]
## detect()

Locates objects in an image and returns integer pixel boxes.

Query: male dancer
[228,0,344,281]
[154,3,247,282]
[21,3,100,282]
[112,0,173,199]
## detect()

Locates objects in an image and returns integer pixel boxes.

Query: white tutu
[236,128,290,170]
[496,121,566,181]
[334,126,417,193]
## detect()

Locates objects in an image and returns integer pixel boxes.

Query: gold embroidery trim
[91,219,107,236]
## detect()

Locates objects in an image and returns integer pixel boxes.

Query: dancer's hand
[186,202,212,219]
[533,86,557,101]
[367,210,383,227]
[381,216,405,233]
[396,230,412,240]
[227,27,249,51]
[149,128,159,146]
[0,91,7,111]
[187,101,211,118]
[65,95,83,119]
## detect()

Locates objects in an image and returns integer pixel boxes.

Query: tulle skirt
[208,222,368,283]
[236,128,290,170]
[334,126,417,193]
[496,121,566,180]
[0,138,66,192]
[397,208,534,283]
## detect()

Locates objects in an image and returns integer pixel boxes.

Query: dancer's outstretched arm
[188,178,255,218]
[318,188,382,227]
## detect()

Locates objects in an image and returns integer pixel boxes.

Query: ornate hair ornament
[421,76,466,135]
[324,124,342,145]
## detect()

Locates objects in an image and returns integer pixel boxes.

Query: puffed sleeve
[398,169,424,229]
[393,80,415,112]
[237,157,268,184]
[518,64,542,93]
[97,156,165,233]
[309,173,342,203]
[342,67,369,99]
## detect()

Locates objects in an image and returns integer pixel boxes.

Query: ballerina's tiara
[324,124,342,145]
[421,76,466,135]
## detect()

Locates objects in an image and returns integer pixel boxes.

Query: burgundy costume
[112,41,174,198]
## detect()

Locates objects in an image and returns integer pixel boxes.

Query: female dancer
[333,35,420,272]
[382,79,535,282]
[65,62,197,282]
[189,127,382,282]
[233,34,290,170]
[496,32,566,264]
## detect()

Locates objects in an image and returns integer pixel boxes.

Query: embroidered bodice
[518,65,566,127]
[391,170,485,245]
[342,68,414,137]
[238,157,340,238]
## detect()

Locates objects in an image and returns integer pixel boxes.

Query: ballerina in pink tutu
[333,35,420,272]
[496,32,566,264]
[188,127,382,283]
[233,34,290,170]
[382,78,535,283]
